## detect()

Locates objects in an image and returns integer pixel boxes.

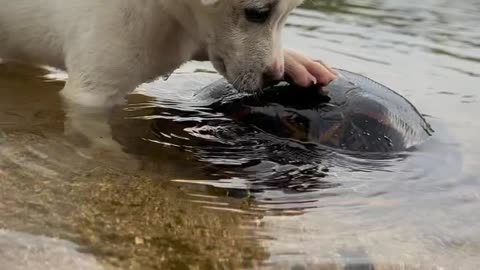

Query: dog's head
[192,0,303,92]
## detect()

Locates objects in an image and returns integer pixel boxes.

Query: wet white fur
[0,0,303,107]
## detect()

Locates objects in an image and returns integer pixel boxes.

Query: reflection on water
[1,0,480,269]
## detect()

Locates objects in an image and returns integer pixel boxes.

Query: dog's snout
[263,61,285,83]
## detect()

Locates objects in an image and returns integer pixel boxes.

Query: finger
[284,53,316,88]
[285,49,337,86]
[314,59,338,76]
[305,60,337,86]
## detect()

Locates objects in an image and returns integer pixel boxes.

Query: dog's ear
[201,0,220,6]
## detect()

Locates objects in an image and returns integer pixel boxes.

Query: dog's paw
[284,49,338,91]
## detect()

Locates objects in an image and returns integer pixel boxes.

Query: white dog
[0,0,337,167]
[0,0,336,108]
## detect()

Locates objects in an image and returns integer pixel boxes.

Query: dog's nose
[263,62,285,83]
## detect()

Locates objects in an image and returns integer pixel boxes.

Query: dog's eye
[244,8,271,23]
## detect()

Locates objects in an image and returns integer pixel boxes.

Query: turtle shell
[203,69,433,153]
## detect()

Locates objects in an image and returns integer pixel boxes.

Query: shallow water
[1,0,480,269]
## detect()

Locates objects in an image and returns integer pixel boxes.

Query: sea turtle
[194,69,434,153]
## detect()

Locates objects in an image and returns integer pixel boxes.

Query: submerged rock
[0,230,104,270]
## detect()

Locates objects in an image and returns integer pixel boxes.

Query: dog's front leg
[61,65,140,108]
[192,46,209,62]
[62,99,140,171]
[59,51,144,169]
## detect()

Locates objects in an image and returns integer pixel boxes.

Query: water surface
[1,0,479,269]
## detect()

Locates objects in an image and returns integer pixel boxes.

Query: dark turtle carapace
[197,69,434,153]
